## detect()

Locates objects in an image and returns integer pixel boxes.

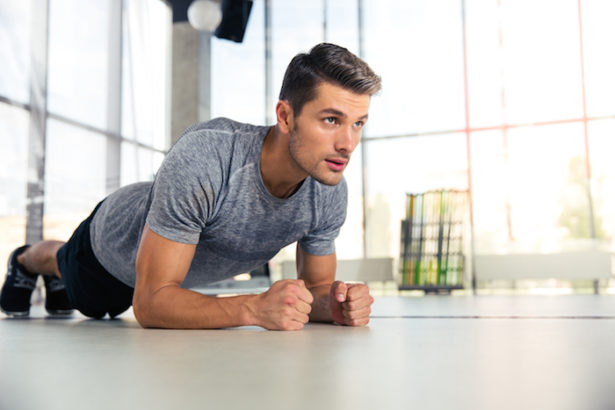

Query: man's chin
[312,173,343,186]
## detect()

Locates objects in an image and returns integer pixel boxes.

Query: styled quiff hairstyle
[278,43,382,117]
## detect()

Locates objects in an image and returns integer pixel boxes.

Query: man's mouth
[325,158,347,172]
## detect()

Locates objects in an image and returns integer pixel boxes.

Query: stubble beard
[288,126,343,187]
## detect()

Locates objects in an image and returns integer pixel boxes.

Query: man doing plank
[1,43,381,330]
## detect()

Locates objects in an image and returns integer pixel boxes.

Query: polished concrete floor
[1,294,615,410]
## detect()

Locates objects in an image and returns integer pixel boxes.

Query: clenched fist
[329,281,373,326]
[249,279,314,331]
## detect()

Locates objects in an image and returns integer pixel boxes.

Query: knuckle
[283,320,303,331]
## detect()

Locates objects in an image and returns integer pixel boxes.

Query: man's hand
[248,279,314,331]
[329,281,374,326]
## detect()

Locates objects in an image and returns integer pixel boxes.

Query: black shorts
[56,201,134,319]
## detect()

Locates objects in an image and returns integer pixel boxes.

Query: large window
[464,0,613,259]
[0,104,29,269]
[48,0,111,129]
[211,0,266,124]
[361,0,613,288]
[3,0,612,289]
[0,0,170,262]
[211,0,614,288]
[0,2,32,104]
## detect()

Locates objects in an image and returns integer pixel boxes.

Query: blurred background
[1,0,613,295]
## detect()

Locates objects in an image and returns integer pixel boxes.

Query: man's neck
[260,126,308,199]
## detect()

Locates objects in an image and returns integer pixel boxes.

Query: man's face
[288,82,370,186]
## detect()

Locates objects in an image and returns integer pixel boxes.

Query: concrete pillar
[171,22,211,144]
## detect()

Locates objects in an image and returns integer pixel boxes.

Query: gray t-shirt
[90,117,347,288]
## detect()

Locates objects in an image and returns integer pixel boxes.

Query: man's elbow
[132,295,156,328]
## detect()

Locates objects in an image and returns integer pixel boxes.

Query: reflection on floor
[1,295,614,410]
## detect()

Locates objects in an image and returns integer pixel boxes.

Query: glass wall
[363,0,466,137]
[211,0,266,124]
[0,2,32,104]
[2,0,613,289]
[47,0,111,130]
[209,0,614,288]
[0,105,29,270]
[122,0,171,151]
[464,0,613,260]
[0,0,170,264]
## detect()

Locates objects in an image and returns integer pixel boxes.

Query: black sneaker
[0,245,38,317]
[43,275,73,316]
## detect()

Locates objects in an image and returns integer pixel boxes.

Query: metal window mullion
[576,0,596,239]
[25,0,50,244]
[357,0,367,259]
[460,0,476,293]
[198,31,212,123]
[106,0,123,195]
[265,0,272,125]
[576,0,599,294]
[323,0,327,42]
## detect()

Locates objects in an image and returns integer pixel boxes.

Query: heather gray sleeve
[298,177,348,256]
[145,131,225,244]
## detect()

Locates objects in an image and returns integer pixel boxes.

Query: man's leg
[17,240,65,278]
[19,240,73,315]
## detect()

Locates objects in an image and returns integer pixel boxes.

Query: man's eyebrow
[319,108,369,120]
[319,108,346,117]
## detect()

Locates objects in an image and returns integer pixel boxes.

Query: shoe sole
[0,307,30,318]
[46,309,74,316]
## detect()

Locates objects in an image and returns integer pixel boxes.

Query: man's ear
[275,100,294,134]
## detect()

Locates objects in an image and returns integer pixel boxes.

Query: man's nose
[334,127,358,154]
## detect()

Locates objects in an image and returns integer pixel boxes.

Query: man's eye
[354,121,364,128]
[324,117,336,124]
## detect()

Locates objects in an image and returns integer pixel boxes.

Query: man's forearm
[134,286,257,329]
[307,284,333,323]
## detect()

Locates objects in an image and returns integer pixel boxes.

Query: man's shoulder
[168,117,267,161]
[181,117,266,140]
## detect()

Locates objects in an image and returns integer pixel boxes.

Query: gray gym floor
[1,294,615,410]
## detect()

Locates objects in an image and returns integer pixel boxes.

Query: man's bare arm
[296,244,336,322]
[133,225,313,330]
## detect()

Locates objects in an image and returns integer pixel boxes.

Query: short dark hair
[278,43,382,117]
